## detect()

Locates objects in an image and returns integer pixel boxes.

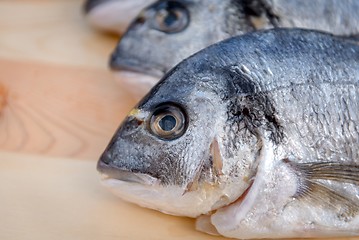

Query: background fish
[111,0,359,98]
[98,28,359,239]
[84,0,156,33]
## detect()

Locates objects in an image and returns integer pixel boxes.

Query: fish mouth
[109,52,165,78]
[97,157,159,186]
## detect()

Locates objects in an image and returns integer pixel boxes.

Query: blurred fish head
[110,0,234,78]
[98,61,257,217]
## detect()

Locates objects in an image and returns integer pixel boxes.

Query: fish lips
[109,48,165,78]
[97,155,159,186]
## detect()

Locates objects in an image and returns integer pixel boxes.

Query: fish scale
[271,83,359,163]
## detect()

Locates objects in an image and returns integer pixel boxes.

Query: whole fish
[84,0,155,33]
[98,28,359,239]
[110,0,359,98]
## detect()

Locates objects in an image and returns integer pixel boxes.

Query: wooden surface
[0,0,116,70]
[0,0,136,160]
[0,1,358,240]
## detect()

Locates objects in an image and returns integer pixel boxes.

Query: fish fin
[283,159,359,221]
[284,159,359,185]
[295,180,359,221]
[293,161,359,185]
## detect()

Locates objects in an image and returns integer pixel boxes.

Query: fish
[97,28,359,239]
[83,0,156,33]
[110,0,359,98]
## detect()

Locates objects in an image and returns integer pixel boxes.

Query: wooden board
[0,152,228,240]
[0,0,136,160]
[0,59,136,160]
[0,0,118,70]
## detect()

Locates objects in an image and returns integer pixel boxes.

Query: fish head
[110,0,232,78]
[98,59,256,217]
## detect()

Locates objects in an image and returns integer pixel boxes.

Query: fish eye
[151,1,189,33]
[149,103,187,140]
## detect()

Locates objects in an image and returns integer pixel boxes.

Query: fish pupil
[164,11,178,27]
[159,115,177,131]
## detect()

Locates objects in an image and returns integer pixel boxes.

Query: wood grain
[0,0,135,159]
[0,60,136,159]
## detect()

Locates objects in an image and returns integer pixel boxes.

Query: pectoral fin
[284,159,359,221]
[298,162,359,185]
[296,180,359,221]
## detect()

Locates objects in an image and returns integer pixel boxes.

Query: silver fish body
[111,0,359,97]
[98,28,359,238]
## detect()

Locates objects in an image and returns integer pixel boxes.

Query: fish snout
[97,153,159,186]
[109,47,164,77]
[97,152,112,173]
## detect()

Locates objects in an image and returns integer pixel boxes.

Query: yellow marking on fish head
[127,108,149,121]
[128,108,141,117]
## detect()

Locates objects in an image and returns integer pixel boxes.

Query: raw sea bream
[110,0,359,98]
[97,29,359,239]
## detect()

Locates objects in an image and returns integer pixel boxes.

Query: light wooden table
[0,1,357,240]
